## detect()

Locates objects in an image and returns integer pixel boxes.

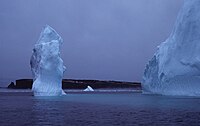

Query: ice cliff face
[142,0,200,96]
[30,25,66,96]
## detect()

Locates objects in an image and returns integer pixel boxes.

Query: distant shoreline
[7,79,141,90]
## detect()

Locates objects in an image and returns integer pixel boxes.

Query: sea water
[0,89,200,126]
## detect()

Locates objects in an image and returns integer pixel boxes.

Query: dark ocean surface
[0,89,200,126]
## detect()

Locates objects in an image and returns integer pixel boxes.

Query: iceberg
[30,25,66,96]
[142,0,200,96]
[84,86,94,92]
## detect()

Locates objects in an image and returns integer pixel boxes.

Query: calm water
[0,89,200,126]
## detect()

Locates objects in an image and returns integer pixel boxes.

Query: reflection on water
[33,99,66,126]
[0,92,200,125]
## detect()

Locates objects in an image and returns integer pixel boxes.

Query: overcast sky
[0,0,183,83]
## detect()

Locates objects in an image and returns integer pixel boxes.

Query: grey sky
[0,0,183,83]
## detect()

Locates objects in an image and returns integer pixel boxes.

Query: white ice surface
[30,25,66,96]
[84,86,94,92]
[142,0,200,96]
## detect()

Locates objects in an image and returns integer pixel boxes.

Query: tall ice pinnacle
[142,0,200,96]
[30,25,66,96]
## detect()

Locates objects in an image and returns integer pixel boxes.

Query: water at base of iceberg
[0,88,141,94]
[1,91,200,126]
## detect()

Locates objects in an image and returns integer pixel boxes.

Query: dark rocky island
[7,79,141,90]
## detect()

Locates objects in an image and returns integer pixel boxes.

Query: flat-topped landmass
[7,79,141,90]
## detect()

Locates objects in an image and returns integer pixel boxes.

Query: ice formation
[142,0,200,96]
[83,86,94,92]
[30,25,66,96]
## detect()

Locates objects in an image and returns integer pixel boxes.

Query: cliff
[7,79,141,90]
